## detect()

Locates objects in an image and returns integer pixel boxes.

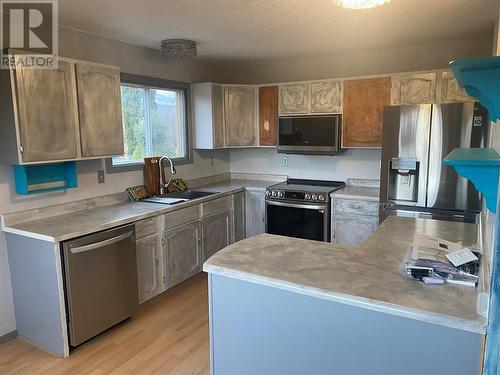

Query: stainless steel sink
[160,190,218,200]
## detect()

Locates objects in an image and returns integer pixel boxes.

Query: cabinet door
[279,82,308,114]
[259,86,278,146]
[437,71,474,104]
[343,78,391,148]
[245,191,265,237]
[76,62,124,157]
[212,84,225,148]
[310,80,342,113]
[232,192,246,242]
[136,234,163,303]
[331,213,378,246]
[202,211,231,261]
[224,86,256,146]
[163,221,202,288]
[391,73,436,105]
[14,60,78,162]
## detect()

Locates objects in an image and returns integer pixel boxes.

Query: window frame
[106,73,193,173]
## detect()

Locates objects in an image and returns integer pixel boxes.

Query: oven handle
[266,200,327,211]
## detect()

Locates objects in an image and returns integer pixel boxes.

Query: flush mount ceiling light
[160,39,197,59]
[335,0,390,9]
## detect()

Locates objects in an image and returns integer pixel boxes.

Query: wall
[0,26,230,337]
[230,148,381,181]
[221,36,493,84]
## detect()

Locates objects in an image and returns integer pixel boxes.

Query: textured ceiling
[58,0,497,62]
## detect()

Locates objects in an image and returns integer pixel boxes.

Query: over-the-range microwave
[277,115,343,155]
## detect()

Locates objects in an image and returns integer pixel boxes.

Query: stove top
[266,178,345,202]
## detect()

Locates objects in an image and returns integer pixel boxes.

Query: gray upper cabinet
[437,71,475,104]
[136,233,163,304]
[224,86,256,147]
[192,83,224,149]
[391,73,436,105]
[245,190,266,238]
[310,80,342,113]
[202,210,231,261]
[13,59,79,163]
[75,62,124,158]
[279,82,309,115]
[232,192,246,242]
[163,220,202,288]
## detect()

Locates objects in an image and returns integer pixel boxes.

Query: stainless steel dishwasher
[62,224,138,347]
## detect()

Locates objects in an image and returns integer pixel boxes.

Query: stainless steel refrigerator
[379,102,488,223]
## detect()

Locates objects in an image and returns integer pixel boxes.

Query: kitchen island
[203,216,485,375]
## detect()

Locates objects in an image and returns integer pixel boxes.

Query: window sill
[105,156,193,174]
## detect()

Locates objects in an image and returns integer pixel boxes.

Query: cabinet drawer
[135,216,161,239]
[163,205,200,230]
[333,198,379,216]
[201,196,231,217]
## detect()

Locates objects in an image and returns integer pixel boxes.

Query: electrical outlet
[97,170,105,184]
[282,157,288,167]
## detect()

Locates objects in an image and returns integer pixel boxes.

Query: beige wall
[221,36,493,84]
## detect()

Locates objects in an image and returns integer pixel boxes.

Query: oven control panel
[266,189,326,202]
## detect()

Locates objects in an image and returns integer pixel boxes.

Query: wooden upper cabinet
[310,80,342,113]
[75,62,124,157]
[391,72,436,105]
[342,77,391,148]
[259,86,278,146]
[224,86,256,147]
[279,82,308,114]
[437,71,475,104]
[14,60,78,162]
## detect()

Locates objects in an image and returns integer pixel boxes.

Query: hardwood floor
[0,273,210,375]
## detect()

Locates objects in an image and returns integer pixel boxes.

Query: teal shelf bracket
[443,148,500,213]
[449,56,500,122]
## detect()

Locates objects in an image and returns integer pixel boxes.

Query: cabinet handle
[351,203,362,209]
[332,229,336,240]
[163,276,166,285]
[161,238,165,246]
[155,255,159,266]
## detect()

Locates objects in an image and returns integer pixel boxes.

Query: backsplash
[229,148,381,182]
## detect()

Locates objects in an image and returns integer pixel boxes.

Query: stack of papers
[405,234,480,286]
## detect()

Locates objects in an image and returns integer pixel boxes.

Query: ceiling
[58,0,497,62]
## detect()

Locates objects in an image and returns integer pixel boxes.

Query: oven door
[266,200,329,242]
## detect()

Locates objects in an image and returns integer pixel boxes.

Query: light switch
[97,170,105,184]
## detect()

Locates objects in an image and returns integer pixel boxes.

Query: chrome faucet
[158,156,176,195]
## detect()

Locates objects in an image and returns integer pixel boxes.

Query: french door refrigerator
[379,102,488,223]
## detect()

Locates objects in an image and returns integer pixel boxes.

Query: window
[109,74,190,171]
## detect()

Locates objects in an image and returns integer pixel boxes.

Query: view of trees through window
[112,84,186,166]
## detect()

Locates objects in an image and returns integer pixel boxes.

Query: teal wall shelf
[443,148,500,213]
[449,56,500,122]
[13,161,78,195]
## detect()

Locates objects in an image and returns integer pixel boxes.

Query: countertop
[2,179,279,242]
[204,215,485,334]
[331,185,380,201]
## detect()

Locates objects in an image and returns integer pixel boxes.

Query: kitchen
[1,0,500,374]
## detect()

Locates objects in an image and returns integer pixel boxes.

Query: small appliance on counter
[265,178,345,242]
[379,102,488,223]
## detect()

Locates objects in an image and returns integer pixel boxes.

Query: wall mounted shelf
[443,148,500,213]
[449,56,500,122]
[13,161,78,195]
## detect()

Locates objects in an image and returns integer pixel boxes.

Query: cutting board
[144,157,161,196]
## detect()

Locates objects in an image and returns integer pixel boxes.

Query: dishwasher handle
[70,231,134,254]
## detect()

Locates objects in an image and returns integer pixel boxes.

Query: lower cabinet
[163,220,202,288]
[245,191,266,237]
[331,213,378,246]
[136,233,164,304]
[232,191,246,242]
[202,210,232,261]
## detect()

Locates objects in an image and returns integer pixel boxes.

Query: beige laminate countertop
[2,179,279,242]
[204,216,485,334]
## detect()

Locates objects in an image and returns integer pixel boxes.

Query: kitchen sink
[160,190,218,200]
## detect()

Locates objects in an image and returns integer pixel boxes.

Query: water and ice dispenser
[387,157,419,203]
